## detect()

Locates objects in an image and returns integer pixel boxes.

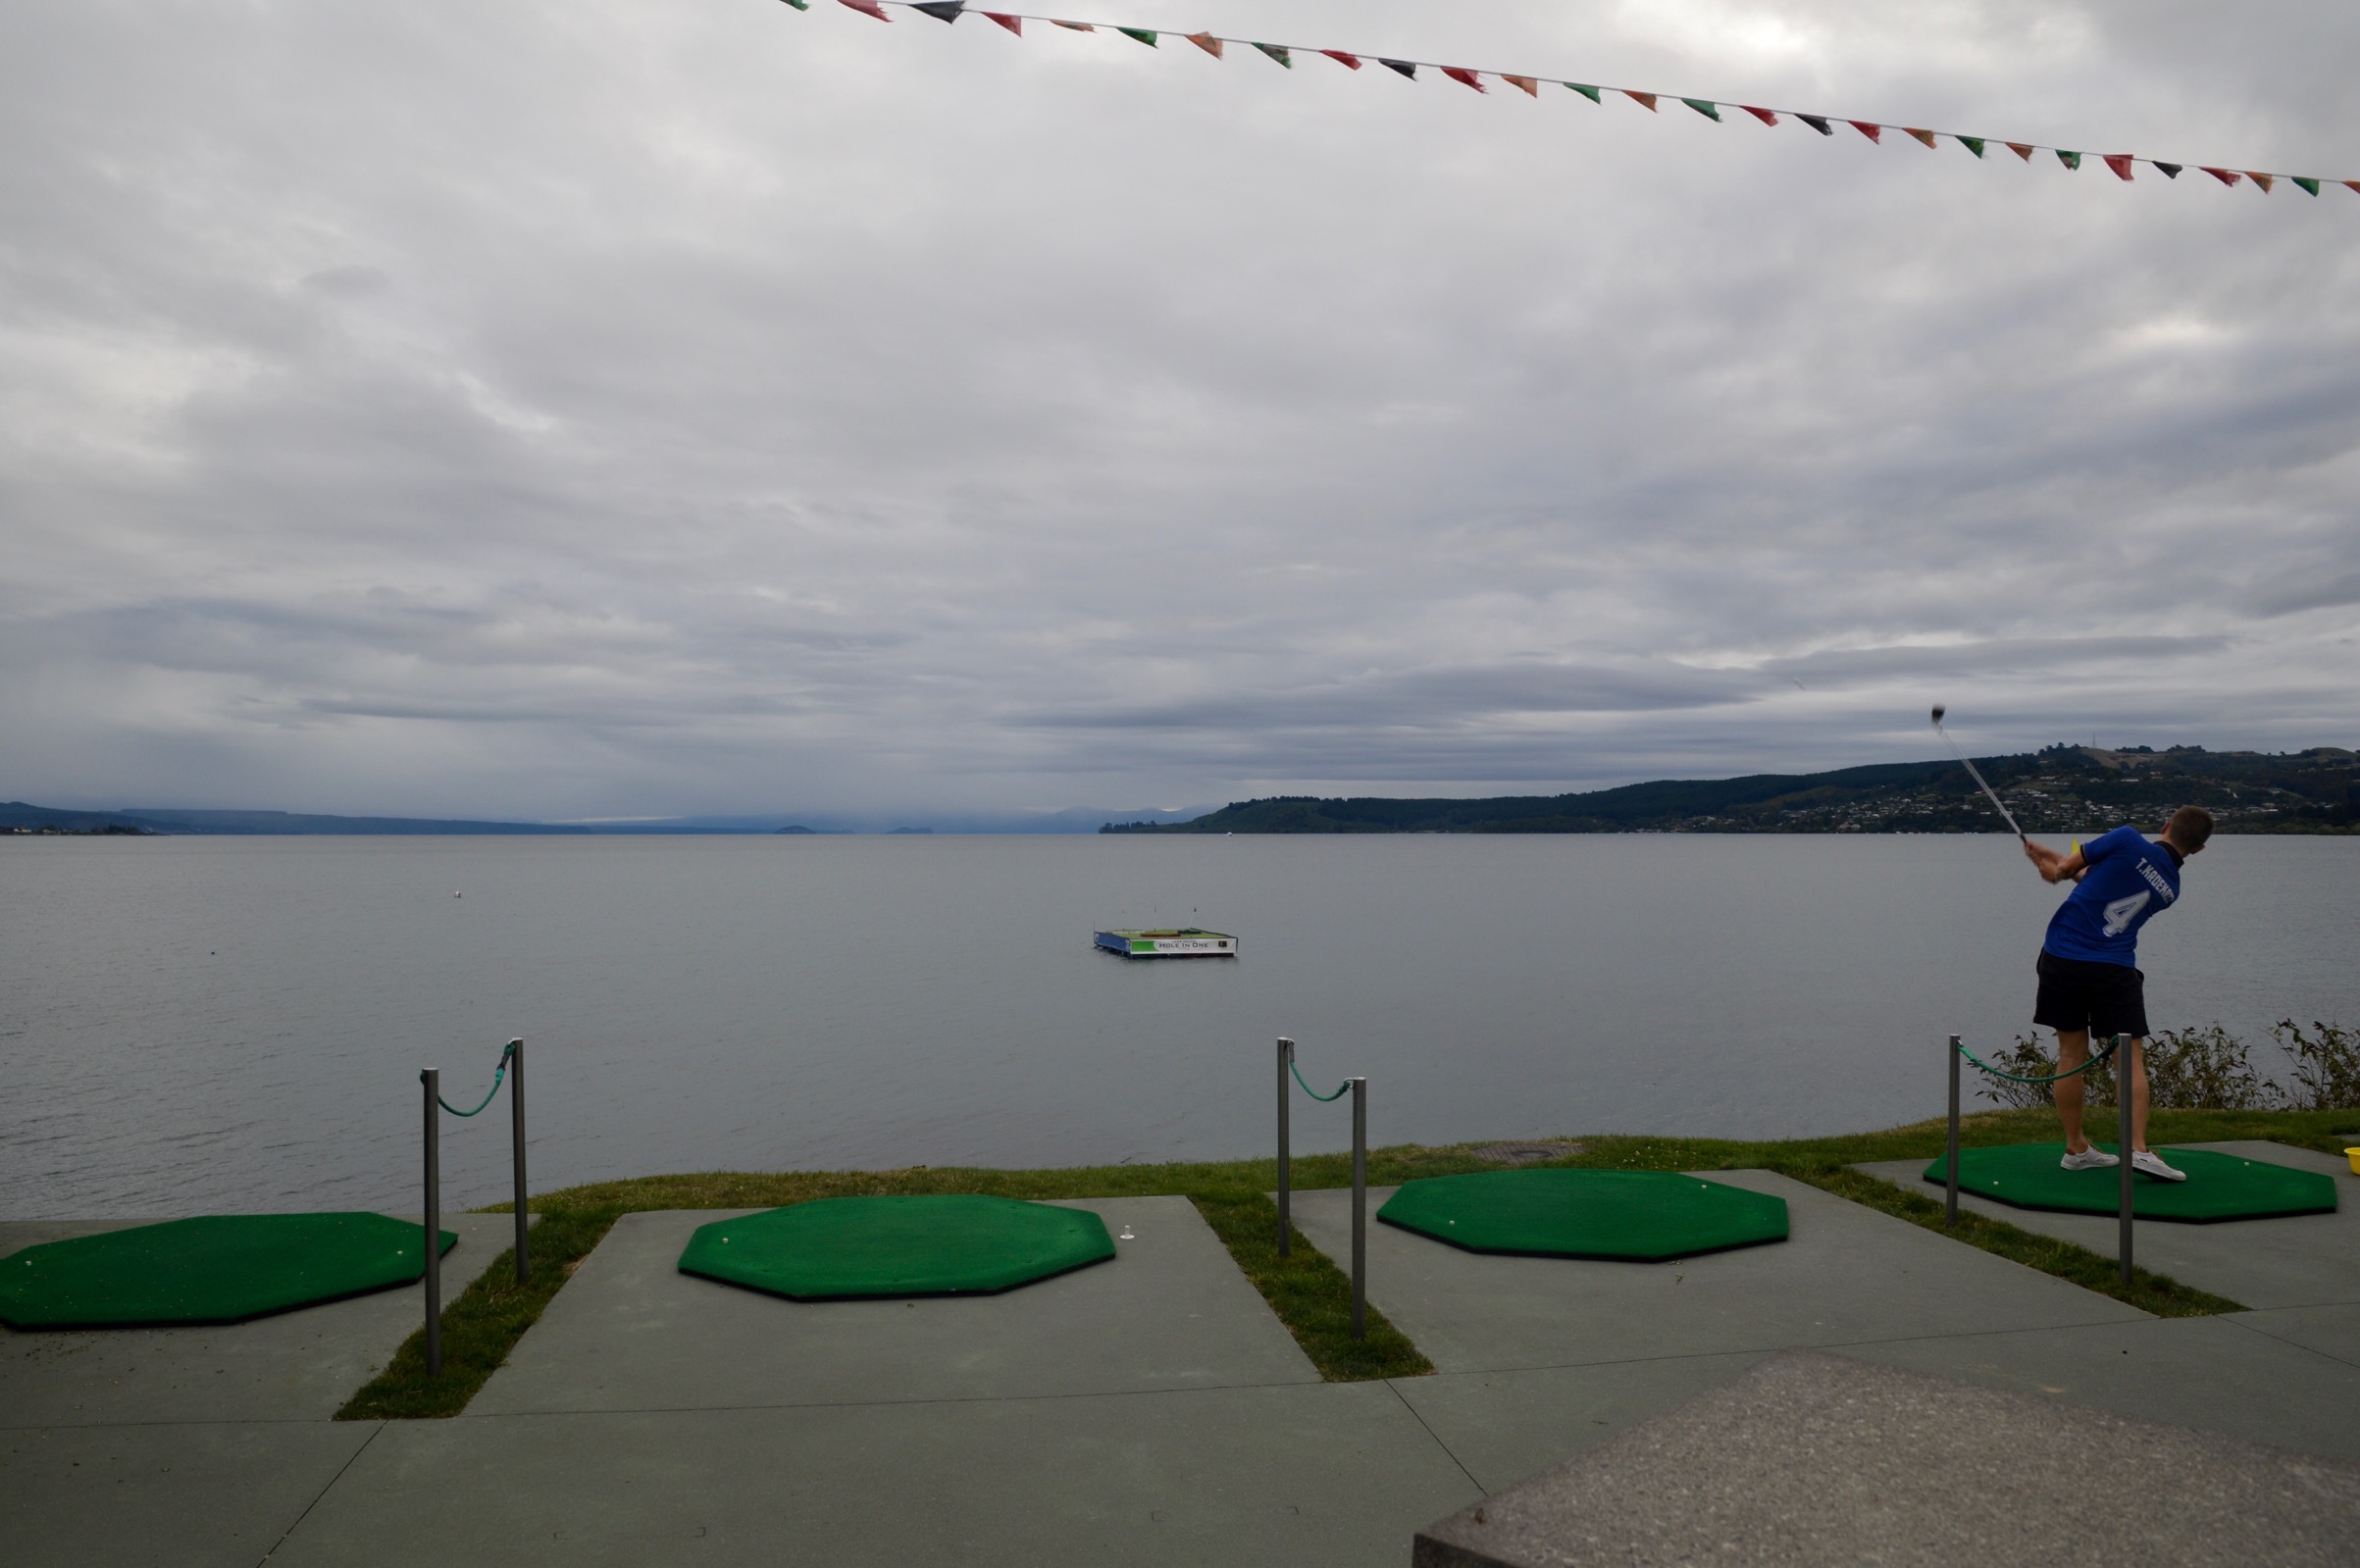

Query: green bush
[2276,1020,2360,1111]
[1973,1021,2353,1112]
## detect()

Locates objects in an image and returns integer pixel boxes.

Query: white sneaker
[2131,1149,2187,1182]
[2061,1146,2120,1171]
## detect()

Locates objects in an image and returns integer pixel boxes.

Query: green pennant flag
[779,0,810,9]
[1958,136,1985,158]
[2056,149,2081,170]
[1681,98,1720,121]
[1253,41,1291,67]
[1565,82,1602,103]
[2293,177,2322,196]
[1119,26,1157,45]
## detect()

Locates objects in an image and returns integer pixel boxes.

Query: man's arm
[2023,838,2087,885]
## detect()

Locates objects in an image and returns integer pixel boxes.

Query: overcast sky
[4,0,2356,820]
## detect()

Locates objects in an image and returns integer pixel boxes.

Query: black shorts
[2032,949,2148,1040]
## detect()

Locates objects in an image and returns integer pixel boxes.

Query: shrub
[2275,1020,2360,1111]
[2146,1024,2280,1110]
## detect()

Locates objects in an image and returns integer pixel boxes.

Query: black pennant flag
[913,1,965,20]
[1379,58,1418,79]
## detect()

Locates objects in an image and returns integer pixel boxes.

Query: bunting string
[776,0,2357,200]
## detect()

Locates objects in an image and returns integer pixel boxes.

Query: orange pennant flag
[983,11,1021,34]
[1186,31,1222,58]
[1849,121,1882,143]
[1905,127,1936,149]
[836,0,890,19]
[1442,67,1486,93]
[1052,19,1094,29]
[2346,180,2360,195]
[1623,90,1658,111]
[2247,172,2274,192]
[2102,154,2135,181]
[1741,106,1777,126]
[2201,167,2240,186]
[2006,142,2035,161]
[1501,74,1539,97]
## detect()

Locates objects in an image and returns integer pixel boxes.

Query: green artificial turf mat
[1377,1169,1789,1261]
[0,1214,458,1330]
[1920,1143,2338,1222]
[678,1195,1116,1300]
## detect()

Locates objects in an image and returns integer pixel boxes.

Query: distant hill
[1102,746,2360,835]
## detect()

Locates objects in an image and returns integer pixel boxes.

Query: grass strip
[334,1207,620,1421]
[338,1106,2337,1416]
[1190,1192,1430,1381]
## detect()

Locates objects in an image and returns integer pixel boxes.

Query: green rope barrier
[1290,1058,1350,1102]
[1956,1035,2122,1085]
[437,1041,514,1117]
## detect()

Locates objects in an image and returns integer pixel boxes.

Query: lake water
[5,834,2355,1216]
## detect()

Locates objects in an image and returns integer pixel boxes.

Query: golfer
[2023,806,2213,1181]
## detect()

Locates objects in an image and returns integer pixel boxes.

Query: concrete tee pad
[1,1212,523,1427]
[470,1196,1317,1414]
[1412,1350,2360,1568]
[1863,1140,2360,1311]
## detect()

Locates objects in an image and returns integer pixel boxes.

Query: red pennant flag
[1849,121,1882,143]
[2247,172,2274,193]
[836,0,890,19]
[2346,180,2360,195]
[1741,106,1778,126]
[1623,90,1658,111]
[1905,127,1936,149]
[1186,31,1222,57]
[983,11,1021,34]
[2007,142,2035,161]
[2201,167,2240,186]
[1320,49,1361,70]
[1502,75,1539,97]
[2102,154,2134,181]
[1442,67,1486,93]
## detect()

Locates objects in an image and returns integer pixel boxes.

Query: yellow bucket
[2347,1147,2360,1177]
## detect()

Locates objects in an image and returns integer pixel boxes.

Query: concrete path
[1,1214,520,1568]
[266,1197,1480,1568]
[1289,1170,2360,1491]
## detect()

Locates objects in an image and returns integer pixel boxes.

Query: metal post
[1276,1037,1293,1259]
[2117,1034,2134,1290]
[422,1067,441,1378]
[1945,1035,1962,1226]
[509,1038,529,1284]
[1350,1076,1367,1342]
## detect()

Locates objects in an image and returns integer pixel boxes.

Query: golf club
[1929,705,2027,842]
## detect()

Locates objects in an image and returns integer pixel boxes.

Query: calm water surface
[5,834,2354,1215]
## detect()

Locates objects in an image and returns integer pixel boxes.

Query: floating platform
[1093,927,1238,958]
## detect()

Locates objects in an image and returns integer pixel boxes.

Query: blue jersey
[2042,824,2183,967]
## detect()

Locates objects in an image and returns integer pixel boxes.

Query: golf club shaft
[1934,723,2027,840]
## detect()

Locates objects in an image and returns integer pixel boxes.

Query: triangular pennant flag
[1253,42,1291,68]
[1682,98,1720,121]
[2345,180,2360,195]
[837,0,890,19]
[2153,162,2181,178]
[1958,135,1986,158]
[1502,75,1539,97]
[1379,59,1418,79]
[2293,177,2321,196]
[2102,154,2134,181]
[1443,67,1486,93]
[911,0,962,20]
[1849,121,1881,142]
[1186,31,1221,57]
[1052,19,1094,29]
[1624,90,1658,111]
[1798,114,1833,135]
[2248,172,2273,192]
[1741,106,1777,126]
[778,0,810,10]
[1905,127,1936,148]
[1321,49,1361,70]
[983,11,1021,35]
[2007,142,2035,161]
[1118,26,1156,45]
[1565,82,1602,103]
[2056,149,2080,170]
[2201,167,2240,186]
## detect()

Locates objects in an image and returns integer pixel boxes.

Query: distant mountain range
[0,802,1214,836]
[1101,745,2360,835]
